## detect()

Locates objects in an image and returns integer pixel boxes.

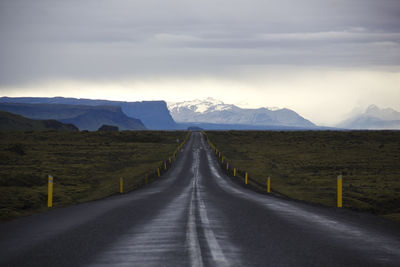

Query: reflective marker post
[245,172,248,185]
[267,177,271,193]
[337,175,342,207]
[48,175,53,208]
[120,178,123,194]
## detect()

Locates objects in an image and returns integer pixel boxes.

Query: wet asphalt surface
[1,132,400,266]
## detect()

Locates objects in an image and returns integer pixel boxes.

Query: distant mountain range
[0,97,176,130]
[168,98,315,128]
[2,96,318,131]
[0,103,146,131]
[0,110,78,132]
[3,96,396,131]
[338,105,400,130]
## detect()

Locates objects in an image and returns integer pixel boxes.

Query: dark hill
[0,97,177,130]
[98,125,119,132]
[0,110,78,131]
[0,103,146,131]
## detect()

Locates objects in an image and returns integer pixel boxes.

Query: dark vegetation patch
[206,130,400,222]
[98,124,119,132]
[0,130,186,222]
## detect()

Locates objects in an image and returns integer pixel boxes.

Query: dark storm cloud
[1,0,400,85]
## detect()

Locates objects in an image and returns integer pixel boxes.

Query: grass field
[206,131,400,221]
[0,130,187,222]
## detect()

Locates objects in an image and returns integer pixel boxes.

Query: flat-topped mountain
[0,97,176,130]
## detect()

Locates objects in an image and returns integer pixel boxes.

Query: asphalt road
[1,132,400,266]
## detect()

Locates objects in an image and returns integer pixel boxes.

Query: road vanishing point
[1,132,400,266]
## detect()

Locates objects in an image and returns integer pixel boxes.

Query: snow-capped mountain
[168,98,234,114]
[168,98,315,128]
[338,105,400,129]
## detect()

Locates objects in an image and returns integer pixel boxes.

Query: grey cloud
[1,0,400,86]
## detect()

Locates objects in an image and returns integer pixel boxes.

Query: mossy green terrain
[206,131,400,221]
[0,131,187,222]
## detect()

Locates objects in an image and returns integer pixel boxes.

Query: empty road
[1,132,400,266]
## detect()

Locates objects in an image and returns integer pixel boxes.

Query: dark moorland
[206,131,400,221]
[0,131,187,222]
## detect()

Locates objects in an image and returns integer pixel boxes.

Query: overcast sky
[1,0,399,125]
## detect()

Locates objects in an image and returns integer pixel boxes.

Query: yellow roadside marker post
[164,161,167,170]
[226,163,229,171]
[120,178,123,194]
[245,172,248,184]
[234,168,236,177]
[267,177,271,193]
[48,175,53,208]
[337,175,343,207]
[157,168,160,177]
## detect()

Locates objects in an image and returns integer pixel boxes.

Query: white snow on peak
[204,97,224,105]
[168,98,233,114]
[194,102,211,113]
[168,98,285,114]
